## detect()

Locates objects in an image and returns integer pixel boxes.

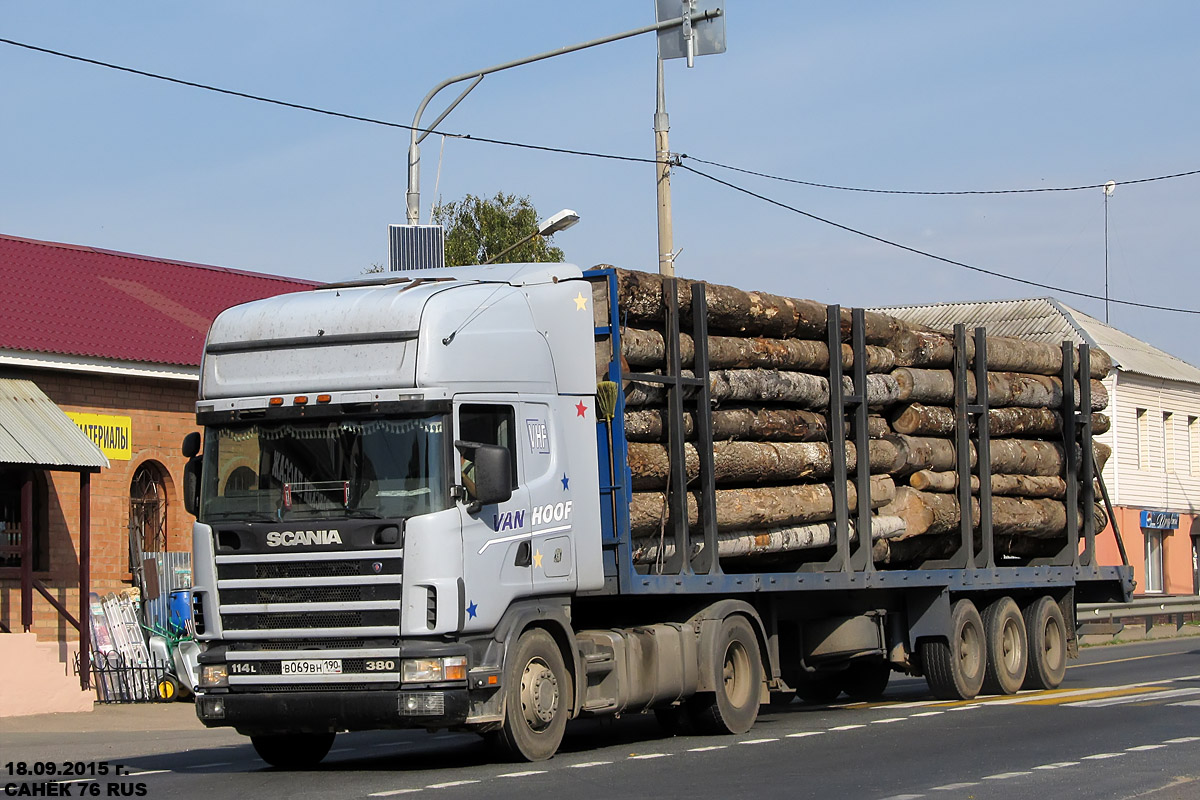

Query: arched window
[129,462,168,571]
[0,468,48,571]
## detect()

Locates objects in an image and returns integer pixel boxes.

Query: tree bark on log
[623,407,892,443]
[887,434,1112,477]
[613,268,903,343]
[872,503,1108,564]
[628,475,896,536]
[892,368,1108,410]
[624,370,900,409]
[887,328,1112,378]
[889,403,1111,437]
[627,439,902,490]
[879,486,1107,539]
[631,515,907,564]
[620,327,896,373]
[907,470,1069,499]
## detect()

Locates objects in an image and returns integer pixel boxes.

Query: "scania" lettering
[266,529,343,547]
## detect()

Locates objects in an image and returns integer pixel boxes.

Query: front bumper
[196,688,470,735]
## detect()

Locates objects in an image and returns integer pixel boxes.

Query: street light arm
[405,9,722,225]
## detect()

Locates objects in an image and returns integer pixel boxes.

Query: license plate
[281,659,343,676]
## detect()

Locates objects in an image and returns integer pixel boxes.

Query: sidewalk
[0,699,206,735]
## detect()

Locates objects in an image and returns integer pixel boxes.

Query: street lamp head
[538,209,580,237]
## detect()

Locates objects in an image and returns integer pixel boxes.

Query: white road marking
[369,790,422,797]
[688,745,729,751]
[629,753,671,760]
[739,738,779,745]
[1032,762,1078,770]
[880,794,925,800]
[53,779,95,785]
[1126,744,1167,752]
[786,731,825,738]
[983,771,1032,780]
[569,761,612,768]
[871,717,906,724]
[1170,700,1200,707]
[125,770,170,777]
[1164,736,1200,744]
[910,711,944,717]
[426,780,480,789]
[931,782,980,790]
[948,705,980,712]
[1081,753,1124,760]
[497,770,547,778]
[1067,687,1200,708]
[330,747,355,753]
[829,724,866,731]
[186,762,233,769]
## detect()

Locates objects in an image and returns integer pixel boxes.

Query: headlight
[401,656,468,683]
[200,663,229,688]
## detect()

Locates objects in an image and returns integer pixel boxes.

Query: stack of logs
[606,269,1112,570]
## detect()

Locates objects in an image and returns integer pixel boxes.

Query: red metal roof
[1,234,319,368]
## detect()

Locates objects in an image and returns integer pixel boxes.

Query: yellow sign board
[67,412,132,461]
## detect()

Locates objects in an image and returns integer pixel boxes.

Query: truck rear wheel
[1023,596,1067,690]
[689,616,762,734]
[981,597,1028,695]
[250,732,336,769]
[493,628,570,762]
[921,599,985,700]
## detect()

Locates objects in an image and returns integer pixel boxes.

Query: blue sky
[2,2,1198,364]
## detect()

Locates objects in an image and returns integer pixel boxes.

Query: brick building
[0,234,316,664]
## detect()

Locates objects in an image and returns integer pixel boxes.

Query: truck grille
[215,549,402,639]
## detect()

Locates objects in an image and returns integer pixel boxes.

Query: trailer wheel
[921,599,985,700]
[1022,596,1067,690]
[494,628,569,761]
[981,597,1028,695]
[841,658,891,703]
[689,616,762,734]
[250,732,336,769]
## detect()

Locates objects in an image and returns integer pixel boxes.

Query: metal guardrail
[1078,596,1200,636]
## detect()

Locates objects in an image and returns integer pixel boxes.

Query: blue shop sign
[1140,510,1179,530]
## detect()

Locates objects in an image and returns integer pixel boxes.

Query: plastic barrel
[168,589,193,636]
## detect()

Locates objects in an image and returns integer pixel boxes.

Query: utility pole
[653,1,727,275]
[655,57,675,276]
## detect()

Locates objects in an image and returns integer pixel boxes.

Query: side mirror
[182,432,202,458]
[455,441,512,512]
[183,457,202,518]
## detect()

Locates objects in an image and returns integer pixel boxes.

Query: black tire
[921,599,986,700]
[841,659,891,703]
[1023,596,1068,690]
[493,628,570,761]
[688,616,763,734]
[794,673,843,705]
[250,733,336,769]
[981,597,1028,695]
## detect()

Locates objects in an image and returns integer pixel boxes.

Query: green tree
[432,192,566,267]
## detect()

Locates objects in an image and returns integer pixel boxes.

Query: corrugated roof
[0,378,109,469]
[0,234,318,368]
[872,297,1200,386]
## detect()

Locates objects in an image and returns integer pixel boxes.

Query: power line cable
[8,37,1199,193]
[681,155,1200,196]
[5,36,1197,315]
[678,163,1200,315]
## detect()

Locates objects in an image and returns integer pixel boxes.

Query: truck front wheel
[493,628,570,761]
[250,732,336,769]
[689,616,762,734]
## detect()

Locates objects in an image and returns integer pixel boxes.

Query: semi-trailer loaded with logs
[186,262,1132,767]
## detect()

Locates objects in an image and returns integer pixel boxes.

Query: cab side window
[459,404,518,490]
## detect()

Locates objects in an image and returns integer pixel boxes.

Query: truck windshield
[198,415,448,523]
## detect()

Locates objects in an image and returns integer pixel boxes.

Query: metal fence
[1078,596,1200,637]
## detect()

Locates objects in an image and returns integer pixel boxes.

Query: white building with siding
[872,298,1200,596]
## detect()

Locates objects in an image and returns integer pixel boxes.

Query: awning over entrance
[0,377,108,469]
